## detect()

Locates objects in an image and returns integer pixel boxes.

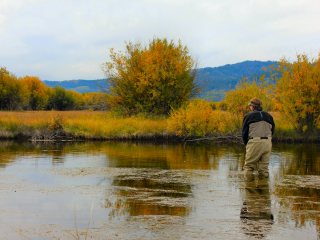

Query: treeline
[1,36,319,140]
[0,67,108,111]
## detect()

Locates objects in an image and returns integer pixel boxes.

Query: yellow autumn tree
[223,78,273,113]
[0,67,26,110]
[275,54,320,136]
[104,38,198,115]
[20,76,50,110]
[82,92,109,110]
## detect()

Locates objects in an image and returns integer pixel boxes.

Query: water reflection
[275,175,320,235]
[240,178,273,239]
[0,141,68,167]
[271,144,320,236]
[273,144,320,175]
[107,169,192,217]
[0,141,244,170]
[0,141,319,239]
[101,143,242,217]
[103,143,242,170]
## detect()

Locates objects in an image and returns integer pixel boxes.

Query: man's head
[248,97,262,111]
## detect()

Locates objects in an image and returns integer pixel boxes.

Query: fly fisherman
[242,98,275,180]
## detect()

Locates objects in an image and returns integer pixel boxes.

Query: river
[0,141,319,239]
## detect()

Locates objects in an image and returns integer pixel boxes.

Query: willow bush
[104,38,198,116]
[275,54,320,137]
[167,99,239,137]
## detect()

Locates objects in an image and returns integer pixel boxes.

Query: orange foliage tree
[0,67,27,110]
[222,78,273,130]
[275,54,320,136]
[223,78,273,113]
[104,38,198,115]
[82,92,109,110]
[20,76,50,110]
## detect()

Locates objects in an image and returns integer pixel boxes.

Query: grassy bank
[0,110,318,143]
[0,111,169,141]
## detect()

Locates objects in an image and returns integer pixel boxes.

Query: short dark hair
[248,97,261,106]
[248,97,262,110]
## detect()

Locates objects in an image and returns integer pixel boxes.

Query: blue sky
[0,0,319,80]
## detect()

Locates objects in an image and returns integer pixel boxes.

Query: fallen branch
[184,135,243,144]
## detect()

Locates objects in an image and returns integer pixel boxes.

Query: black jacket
[242,110,275,145]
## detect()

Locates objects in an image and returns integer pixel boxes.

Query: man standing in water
[242,98,275,180]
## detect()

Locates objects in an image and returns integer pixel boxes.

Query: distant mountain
[43,60,278,101]
[196,60,277,100]
[43,79,109,93]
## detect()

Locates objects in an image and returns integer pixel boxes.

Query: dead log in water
[184,135,243,144]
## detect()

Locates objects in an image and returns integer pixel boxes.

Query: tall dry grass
[64,112,168,139]
[0,111,168,140]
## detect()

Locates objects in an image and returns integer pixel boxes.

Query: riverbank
[0,111,318,143]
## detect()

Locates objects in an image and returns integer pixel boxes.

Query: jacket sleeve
[242,115,249,145]
[264,111,275,135]
[270,114,275,135]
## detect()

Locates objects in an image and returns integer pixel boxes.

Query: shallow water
[0,141,319,239]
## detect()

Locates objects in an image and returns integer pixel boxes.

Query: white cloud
[0,0,319,80]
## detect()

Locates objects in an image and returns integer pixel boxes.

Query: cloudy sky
[0,0,319,80]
